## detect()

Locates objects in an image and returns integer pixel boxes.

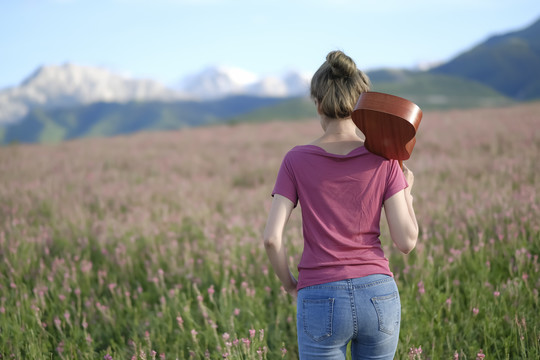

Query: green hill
[430,17,540,100]
[0,96,286,144]
[369,70,514,110]
[227,97,318,124]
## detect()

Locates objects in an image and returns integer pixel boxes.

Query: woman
[263,50,418,359]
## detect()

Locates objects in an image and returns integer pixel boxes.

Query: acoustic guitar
[351,92,423,169]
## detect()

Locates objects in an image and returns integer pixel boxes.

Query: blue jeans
[296,274,400,360]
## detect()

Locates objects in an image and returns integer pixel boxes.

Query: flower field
[0,101,539,359]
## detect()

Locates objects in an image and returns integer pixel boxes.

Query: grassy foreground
[0,102,539,359]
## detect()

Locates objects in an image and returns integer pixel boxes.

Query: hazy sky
[1,0,539,89]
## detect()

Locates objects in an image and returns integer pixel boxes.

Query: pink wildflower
[408,345,423,358]
[493,291,501,297]
[176,316,184,328]
[233,308,240,316]
[222,332,230,341]
[472,307,480,316]
[417,281,425,295]
[80,260,93,273]
[476,349,485,359]
[249,328,256,338]
[56,341,64,355]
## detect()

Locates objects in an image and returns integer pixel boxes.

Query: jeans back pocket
[302,298,334,342]
[371,291,400,335]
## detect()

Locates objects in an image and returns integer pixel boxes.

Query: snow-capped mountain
[0,64,312,126]
[176,66,260,99]
[283,71,312,96]
[175,66,311,99]
[0,64,188,125]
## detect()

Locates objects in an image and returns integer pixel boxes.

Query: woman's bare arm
[263,194,298,297]
[383,165,418,254]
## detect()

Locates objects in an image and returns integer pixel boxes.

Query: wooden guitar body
[352,92,422,166]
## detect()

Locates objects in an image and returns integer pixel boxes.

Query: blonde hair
[310,50,371,119]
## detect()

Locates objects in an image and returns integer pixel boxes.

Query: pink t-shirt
[272,145,408,290]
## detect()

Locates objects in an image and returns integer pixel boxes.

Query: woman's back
[272,144,407,289]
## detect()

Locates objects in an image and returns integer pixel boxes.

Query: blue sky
[1,0,539,89]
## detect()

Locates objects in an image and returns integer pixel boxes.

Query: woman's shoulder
[283,144,320,156]
[292,144,320,152]
[292,143,368,158]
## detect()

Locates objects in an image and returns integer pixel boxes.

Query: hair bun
[310,50,371,119]
[326,50,358,79]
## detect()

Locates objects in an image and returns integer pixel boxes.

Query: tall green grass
[1,103,539,359]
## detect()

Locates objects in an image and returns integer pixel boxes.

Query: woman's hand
[285,278,298,300]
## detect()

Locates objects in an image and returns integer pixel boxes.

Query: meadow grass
[0,102,539,359]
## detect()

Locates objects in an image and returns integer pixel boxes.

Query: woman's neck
[320,117,363,142]
[309,116,365,155]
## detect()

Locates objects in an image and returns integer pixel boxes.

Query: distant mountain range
[0,64,311,126]
[1,16,539,145]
